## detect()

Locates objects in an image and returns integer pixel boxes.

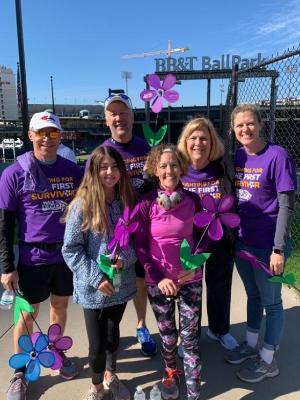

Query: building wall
[0,66,18,120]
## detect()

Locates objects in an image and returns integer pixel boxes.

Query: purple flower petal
[31,332,41,346]
[147,74,162,89]
[201,194,217,212]
[35,334,48,352]
[119,230,129,250]
[48,323,61,343]
[25,359,41,382]
[236,250,256,263]
[51,350,63,370]
[151,96,163,113]
[194,211,214,227]
[129,204,140,220]
[218,194,235,213]
[38,351,55,368]
[123,207,130,222]
[219,213,240,228]
[127,220,139,234]
[108,237,117,251]
[55,336,73,351]
[163,90,179,103]
[208,218,223,241]
[18,335,34,353]
[162,74,176,90]
[140,89,157,102]
[9,353,30,369]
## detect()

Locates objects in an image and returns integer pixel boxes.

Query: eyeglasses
[104,94,132,110]
[33,130,60,139]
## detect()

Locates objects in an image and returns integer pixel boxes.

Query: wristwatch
[273,248,283,255]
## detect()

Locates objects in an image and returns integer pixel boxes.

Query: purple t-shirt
[181,162,222,201]
[235,143,296,248]
[0,153,82,265]
[102,137,150,192]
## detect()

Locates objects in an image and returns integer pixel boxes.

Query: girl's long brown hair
[65,146,135,233]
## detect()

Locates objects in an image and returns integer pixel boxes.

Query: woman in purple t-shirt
[178,117,239,351]
[226,103,297,383]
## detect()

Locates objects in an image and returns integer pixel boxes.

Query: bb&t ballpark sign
[155,53,266,72]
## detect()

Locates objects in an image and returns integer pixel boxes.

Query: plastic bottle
[113,271,122,293]
[134,386,145,400]
[150,384,161,400]
[0,290,15,310]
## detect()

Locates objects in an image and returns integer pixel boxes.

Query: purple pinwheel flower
[108,204,140,253]
[236,250,273,276]
[9,334,55,381]
[140,73,179,113]
[31,324,73,370]
[194,194,240,241]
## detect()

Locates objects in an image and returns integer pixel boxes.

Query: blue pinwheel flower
[9,334,55,381]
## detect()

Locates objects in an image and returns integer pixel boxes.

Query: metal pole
[207,78,211,118]
[50,76,55,114]
[15,0,30,150]
[269,78,278,142]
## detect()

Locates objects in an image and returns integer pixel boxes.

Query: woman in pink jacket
[135,143,202,400]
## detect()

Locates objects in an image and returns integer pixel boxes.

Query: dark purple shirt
[102,137,150,192]
[235,143,297,248]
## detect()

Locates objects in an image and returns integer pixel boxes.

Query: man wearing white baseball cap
[101,95,158,360]
[0,111,82,400]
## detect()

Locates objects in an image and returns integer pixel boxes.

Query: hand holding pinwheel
[236,249,300,294]
[98,205,140,290]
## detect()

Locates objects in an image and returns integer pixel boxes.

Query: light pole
[15,0,30,150]
[50,75,55,114]
[121,71,132,95]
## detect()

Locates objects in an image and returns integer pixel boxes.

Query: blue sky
[1,0,300,108]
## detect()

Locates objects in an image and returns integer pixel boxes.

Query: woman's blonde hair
[231,103,262,128]
[144,143,188,179]
[177,117,224,162]
[65,146,135,234]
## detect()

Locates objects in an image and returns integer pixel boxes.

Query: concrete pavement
[0,270,299,399]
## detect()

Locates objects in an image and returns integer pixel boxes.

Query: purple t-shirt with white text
[235,143,296,248]
[181,162,222,201]
[102,136,150,193]
[0,155,82,265]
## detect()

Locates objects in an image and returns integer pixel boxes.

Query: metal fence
[224,45,300,251]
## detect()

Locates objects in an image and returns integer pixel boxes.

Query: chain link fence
[224,45,300,251]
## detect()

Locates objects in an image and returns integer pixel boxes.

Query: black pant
[205,241,234,336]
[83,302,127,385]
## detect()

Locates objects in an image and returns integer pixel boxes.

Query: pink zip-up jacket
[134,186,202,285]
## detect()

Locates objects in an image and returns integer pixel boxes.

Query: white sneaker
[206,328,239,350]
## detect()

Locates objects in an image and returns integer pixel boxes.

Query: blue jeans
[235,241,290,349]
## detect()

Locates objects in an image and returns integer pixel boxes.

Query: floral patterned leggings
[147,281,202,400]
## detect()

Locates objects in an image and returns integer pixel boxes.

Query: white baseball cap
[29,111,62,131]
[104,94,133,111]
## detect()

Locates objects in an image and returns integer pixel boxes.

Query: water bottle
[134,386,145,400]
[0,290,15,310]
[113,270,122,293]
[150,384,161,400]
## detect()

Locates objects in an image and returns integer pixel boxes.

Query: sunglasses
[104,94,132,109]
[34,130,60,139]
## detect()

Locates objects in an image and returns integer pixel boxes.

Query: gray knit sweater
[62,199,137,309]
